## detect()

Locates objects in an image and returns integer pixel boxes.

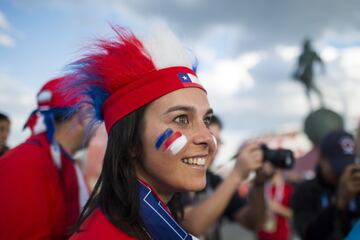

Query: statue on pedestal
[293,39,325,108]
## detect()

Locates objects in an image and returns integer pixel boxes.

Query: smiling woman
[138,88,214,203]
[64,23,216,240]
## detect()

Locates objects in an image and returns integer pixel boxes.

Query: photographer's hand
[233,142,263,181]
[336,164,360,210]
[231,146,268,231]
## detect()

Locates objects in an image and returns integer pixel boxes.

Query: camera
[261,144,295,169]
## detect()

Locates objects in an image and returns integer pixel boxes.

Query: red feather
[82,26,156,94]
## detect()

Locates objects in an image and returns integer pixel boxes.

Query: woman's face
[137,88,215,202]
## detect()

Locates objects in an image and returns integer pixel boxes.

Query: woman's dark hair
[74,105,183,239]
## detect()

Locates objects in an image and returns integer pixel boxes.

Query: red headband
[103,66,205,132]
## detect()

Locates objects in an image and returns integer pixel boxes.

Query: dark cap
[320,130,356,173]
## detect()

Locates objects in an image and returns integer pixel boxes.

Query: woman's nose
[193,123,214,148]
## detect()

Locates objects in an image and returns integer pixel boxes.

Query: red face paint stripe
[163,131,182,150]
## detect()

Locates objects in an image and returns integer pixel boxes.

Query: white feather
[142,21,193,70]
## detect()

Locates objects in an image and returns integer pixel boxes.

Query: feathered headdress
[64,23,205,133]
[24,77,81,168]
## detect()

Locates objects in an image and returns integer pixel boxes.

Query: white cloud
[340,47,360,80]
[0,33,15,48]
[0,71,36,145]
[195,46,217,66]
[199,52,264,97]
[321,46,339,62]
[0,11,10,30]
[275,83,309,119]
[0,11,15,48]
[275,45,300,62]
[335,47,360,128]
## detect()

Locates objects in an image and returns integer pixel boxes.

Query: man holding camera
[181,115,274,239]
[292,130,360,240]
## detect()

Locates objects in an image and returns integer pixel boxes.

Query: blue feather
[58,59,111,142]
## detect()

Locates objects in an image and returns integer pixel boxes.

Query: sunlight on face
[136,88,216,202]
[207,123,222,167]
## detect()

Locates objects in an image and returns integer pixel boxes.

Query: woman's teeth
[182,157,206,166]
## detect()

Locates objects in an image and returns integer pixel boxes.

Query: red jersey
[0,133,85,239]
[257,182,294,240]
[70,209,135,240]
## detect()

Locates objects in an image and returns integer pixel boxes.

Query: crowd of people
[1,23,360,240]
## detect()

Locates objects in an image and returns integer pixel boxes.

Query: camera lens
[261,144,295,169]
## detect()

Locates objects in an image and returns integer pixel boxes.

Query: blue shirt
[347,219,360,240]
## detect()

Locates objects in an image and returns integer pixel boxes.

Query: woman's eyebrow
[205,108,214,116]
[163,105,195,115]
[163,106,213,117]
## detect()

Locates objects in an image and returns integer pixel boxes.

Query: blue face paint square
[155,128,173,149]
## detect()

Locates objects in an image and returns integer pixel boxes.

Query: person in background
[0,77,90,240]
[257,167,293,240]
[0,112,10,157]
[340,122,360,240]
[292,130,360,240]
[181,115,270,240]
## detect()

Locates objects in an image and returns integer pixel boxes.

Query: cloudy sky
[1,0,360,163]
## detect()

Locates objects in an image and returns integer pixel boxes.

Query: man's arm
[181,143,263,236]
[232,182,266,231]
[182,171,244,236]
[232,161,277,231]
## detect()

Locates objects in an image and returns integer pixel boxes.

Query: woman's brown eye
[174,115,189,125]
[204,116,212,127]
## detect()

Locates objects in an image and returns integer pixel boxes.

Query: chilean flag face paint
[155,128,188,155]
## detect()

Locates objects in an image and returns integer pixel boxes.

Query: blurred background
[1,1,360,238]
[2,0,360,164]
